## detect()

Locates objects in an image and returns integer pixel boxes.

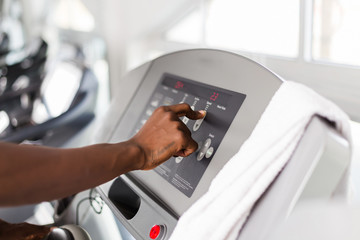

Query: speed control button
[205,147,214,158]
[204,138,211,148]
[197,138,212,161]
[197,151,205,161]
[193,119,203,131]
[193,111,206,132]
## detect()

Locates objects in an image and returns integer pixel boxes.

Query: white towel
[169,81,352,240]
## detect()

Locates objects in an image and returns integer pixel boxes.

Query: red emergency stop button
[149,225,163,239]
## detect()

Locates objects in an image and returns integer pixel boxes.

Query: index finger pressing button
[193,111,206,132]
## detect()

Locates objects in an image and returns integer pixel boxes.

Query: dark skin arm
[0,103,205,205]
[0,103,205,239]
[0,219,51,240]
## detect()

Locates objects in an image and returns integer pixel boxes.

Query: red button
[149,225,161,239]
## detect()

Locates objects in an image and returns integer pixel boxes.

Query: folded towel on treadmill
[169,81,352,240]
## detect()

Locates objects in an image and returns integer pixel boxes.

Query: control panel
[129,73,246,197]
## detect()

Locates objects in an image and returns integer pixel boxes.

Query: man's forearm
[0,141,142,206]
[0,103,204,207]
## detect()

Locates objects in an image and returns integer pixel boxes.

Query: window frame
[145,0,360,121]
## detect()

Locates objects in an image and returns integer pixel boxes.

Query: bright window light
[54,0,95,32]
[206,0,300,58]
[312,0,360,66]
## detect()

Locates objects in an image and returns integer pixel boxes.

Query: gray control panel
[129,73,246,197]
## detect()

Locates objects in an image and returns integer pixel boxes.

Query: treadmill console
[130,73,246,197]
[97,49,283,240]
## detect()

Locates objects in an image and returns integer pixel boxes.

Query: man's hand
[0,219,51,240]
[130,103,205,170]
[0,104,204,206]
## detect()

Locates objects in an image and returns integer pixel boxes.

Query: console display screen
[130,74,246,197]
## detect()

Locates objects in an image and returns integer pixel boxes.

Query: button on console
[182,117,189,125]
[205,147,214,158]
[149,225,166,240]
[197,151,205,161]
[175,156,184,163]
[193,111,206,132]
[197,138,212,161]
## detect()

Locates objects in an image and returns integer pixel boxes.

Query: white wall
[82,0,201,96]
